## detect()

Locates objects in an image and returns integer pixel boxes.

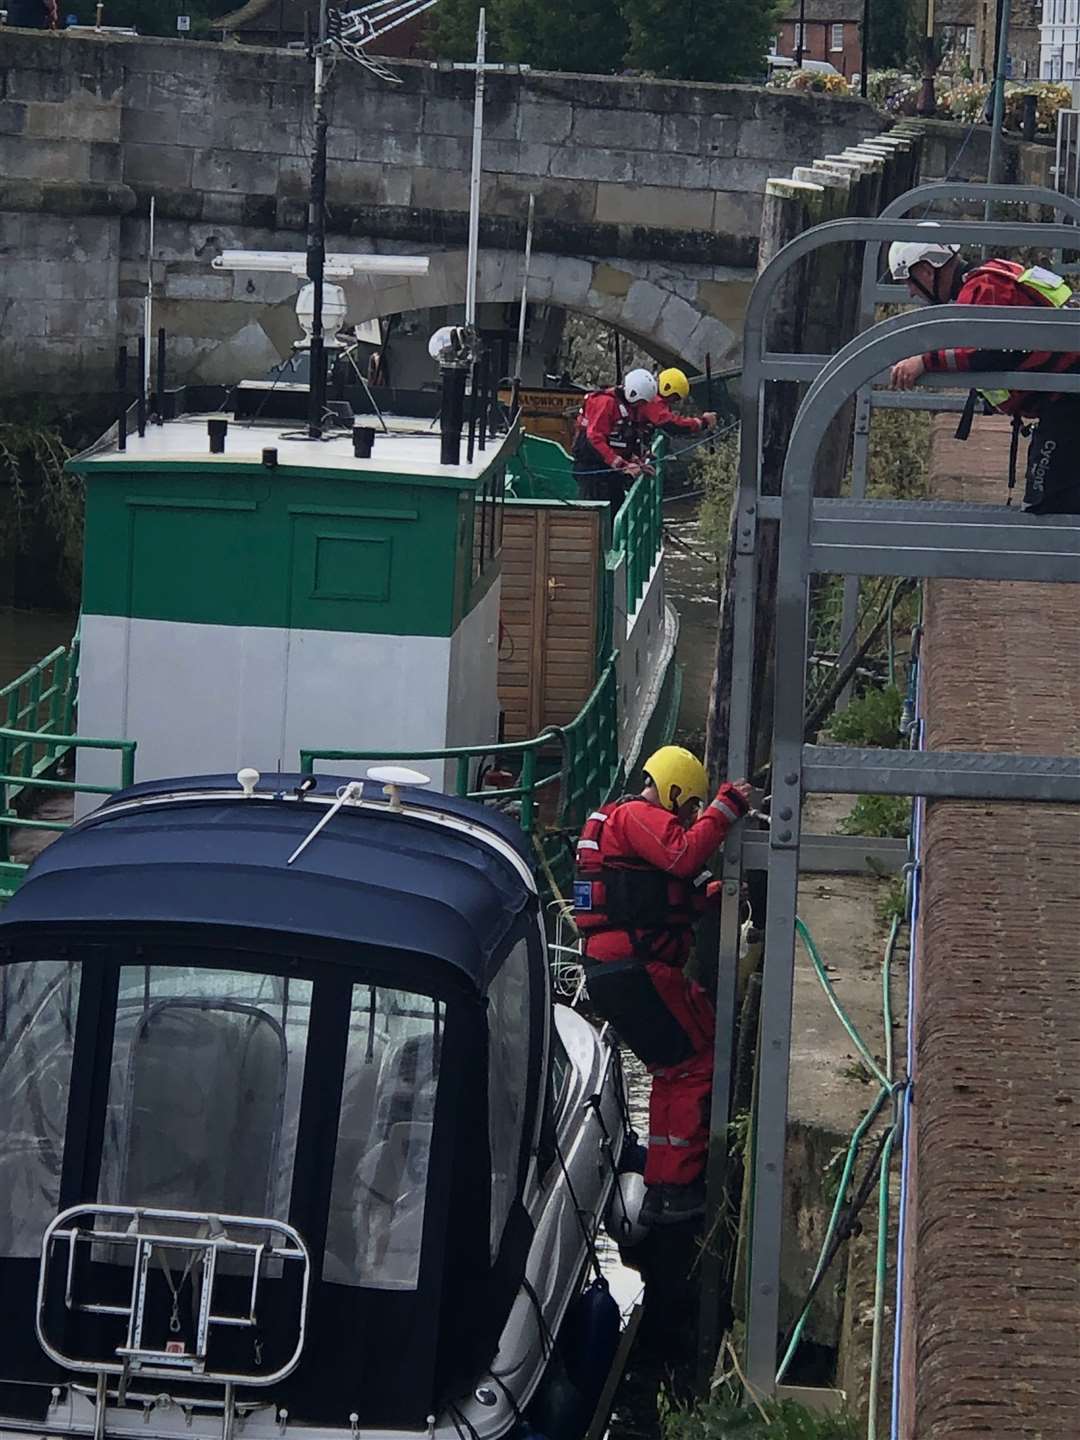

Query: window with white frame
[831,22,844,51]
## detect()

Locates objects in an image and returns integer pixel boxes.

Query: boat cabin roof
[0,774,536,991]
[69,384,516,487]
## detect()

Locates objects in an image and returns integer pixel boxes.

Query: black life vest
[573,797,710,955]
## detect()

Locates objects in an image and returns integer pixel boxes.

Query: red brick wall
[774,19,864,79]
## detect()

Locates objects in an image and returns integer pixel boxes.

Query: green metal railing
[0,726,137,900]
[0,638,80,803]
[301,656,622,837]
[611,449,664,618]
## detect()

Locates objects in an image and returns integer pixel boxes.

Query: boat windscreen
[98,966,310,1221]
[324,985,442,1291]
[0,961,80,1259]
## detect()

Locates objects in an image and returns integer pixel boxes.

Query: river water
[0,607,76,691]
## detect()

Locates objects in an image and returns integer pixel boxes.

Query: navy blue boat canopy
[0,773,536,988]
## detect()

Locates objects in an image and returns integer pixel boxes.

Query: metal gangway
[698,181,1080,1402]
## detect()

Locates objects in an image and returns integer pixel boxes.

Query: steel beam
[740,829,909,874]
[803,745,1080,802]
[809,497,1080,582]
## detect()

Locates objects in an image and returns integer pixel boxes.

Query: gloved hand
[711,779,752,818]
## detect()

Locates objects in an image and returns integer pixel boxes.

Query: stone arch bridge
[0,29,886,391]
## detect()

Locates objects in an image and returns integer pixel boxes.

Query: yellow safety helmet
[657,367,691,401]
[643,745,708,812]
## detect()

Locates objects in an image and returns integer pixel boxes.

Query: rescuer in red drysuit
[574,745,751,1227]
[888,235,1080,513]
[572,367,717,510]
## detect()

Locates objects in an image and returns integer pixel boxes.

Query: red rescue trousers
[642,962,715,1186]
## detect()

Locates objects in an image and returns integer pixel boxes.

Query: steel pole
[796,0,806,66]
[307,0,330,439]
[513,193,535,386]
[465,8,486,327]
[985,0,1012,216]
[860,0,870,97]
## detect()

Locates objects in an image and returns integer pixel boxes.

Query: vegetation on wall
[431,0,781,80]
[867,0,920,71]
[0,402,102,606]
[660,1382,859,1440]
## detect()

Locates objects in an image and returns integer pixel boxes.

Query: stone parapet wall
[0,30,886,394]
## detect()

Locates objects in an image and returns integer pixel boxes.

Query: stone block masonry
[0,30,886,394]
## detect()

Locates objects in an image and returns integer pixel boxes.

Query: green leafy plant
[694,429,740,555]
[622,0,784,83]
[0,401,100,603]
[660,1381,859,1440]
[865,407,930,501]
[495,0,627,72]
[825,684,902,748]
[874,874,909,927]
[727,1110,751,1161]
[838,795,910,841]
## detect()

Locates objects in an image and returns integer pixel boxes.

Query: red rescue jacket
[573,790,743,967]
[638,396,709,437]
[923,260,1080,417]
[572,390,709,471]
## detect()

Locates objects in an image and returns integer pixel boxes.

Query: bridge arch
[339,248,753,374]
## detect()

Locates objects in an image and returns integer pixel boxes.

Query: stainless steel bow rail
[697,191,1080,1394]
[37,1204,310,1440]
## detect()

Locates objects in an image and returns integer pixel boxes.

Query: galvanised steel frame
[836,183,1080,700]
[698,196,1080,1394]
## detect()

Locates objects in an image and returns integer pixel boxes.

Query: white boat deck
[80,410,515,482]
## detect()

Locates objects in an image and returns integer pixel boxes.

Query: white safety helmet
[622,368,658,404]
[603,1168,649,1248]
[888,223,961,281]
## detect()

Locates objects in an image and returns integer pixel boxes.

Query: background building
[775,2,864,80]
[974,0,1043,80]
[1039,0,1080,79]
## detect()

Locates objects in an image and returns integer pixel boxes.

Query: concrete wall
[0,29,887,394]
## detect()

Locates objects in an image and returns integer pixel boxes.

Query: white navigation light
[295,282,348,347]
[428,326,456,361]
[212,251,430,277]
[427,325,478,366]
[367,765,431,813]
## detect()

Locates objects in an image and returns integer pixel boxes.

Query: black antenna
[155,326,166,424]
[477,346,488,453]
[116,345,128,452]
[136,334,147,437]
[466,354,480,463]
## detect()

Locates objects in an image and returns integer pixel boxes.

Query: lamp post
[917,0,937,115]
[796,0,806,67]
